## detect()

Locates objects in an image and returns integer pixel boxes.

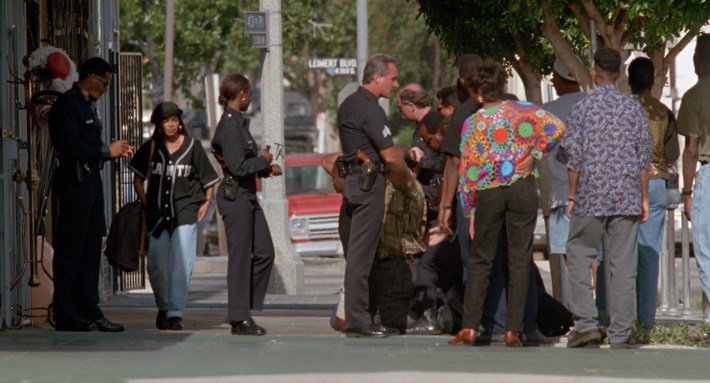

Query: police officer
[211,73,282,336]
[338,53,415,338]
[49,57,132,332]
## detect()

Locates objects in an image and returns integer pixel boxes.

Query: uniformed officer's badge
[382,125,392,138]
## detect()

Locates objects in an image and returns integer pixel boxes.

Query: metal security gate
[46,0,92,64]
[109,51,145,292]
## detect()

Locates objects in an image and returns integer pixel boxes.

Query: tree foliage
[416,0,710,101]
[120,0,258,108]
[120,0,457,139]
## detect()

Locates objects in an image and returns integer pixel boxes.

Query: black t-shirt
[442,98,479,157]
[129,136,220,236]
[337,87,394,163]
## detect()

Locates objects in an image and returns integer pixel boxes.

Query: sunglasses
[93,74,110,87]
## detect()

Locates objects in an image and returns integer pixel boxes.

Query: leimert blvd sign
[308,58,356,76]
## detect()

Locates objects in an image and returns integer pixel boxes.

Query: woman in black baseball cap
[129,101,220,331]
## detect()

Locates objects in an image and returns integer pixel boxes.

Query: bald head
[398,83,429,108]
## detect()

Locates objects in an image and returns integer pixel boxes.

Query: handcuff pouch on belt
[221,173,239,201]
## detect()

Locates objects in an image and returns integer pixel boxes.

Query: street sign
[308,58,357,76]
[244,12,267,34]
[251,34,267,49]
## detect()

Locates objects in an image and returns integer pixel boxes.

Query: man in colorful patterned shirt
[563,48,652,349]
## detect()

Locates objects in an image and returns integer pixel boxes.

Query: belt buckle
[83,163,92,173]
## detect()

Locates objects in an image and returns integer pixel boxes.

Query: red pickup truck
[203,153,343,258]
[282,153,344,257]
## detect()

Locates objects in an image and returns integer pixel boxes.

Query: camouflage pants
[373,255,419,332]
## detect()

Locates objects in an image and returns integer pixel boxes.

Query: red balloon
[46,52,70,80]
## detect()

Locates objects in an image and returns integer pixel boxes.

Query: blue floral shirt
[563,85,652,217]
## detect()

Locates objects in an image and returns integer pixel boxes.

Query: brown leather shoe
[449,328,478,345]
[504,331,523,347]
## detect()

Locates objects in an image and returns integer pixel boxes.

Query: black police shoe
[376,323,402,335]
[156,310,168,330]
[167,317,183,331]
[94,318,125,332]
[55,318,97,332]
[346,323,389,338]
[520,329,557,346]
[231,318,266,336]
[406,309,442,335]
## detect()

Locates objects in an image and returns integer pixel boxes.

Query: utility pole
[163,0,175,101]
[259,0,304,294]
[356,0,367,84]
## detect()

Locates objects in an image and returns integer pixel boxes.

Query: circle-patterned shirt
[459,100,566,217]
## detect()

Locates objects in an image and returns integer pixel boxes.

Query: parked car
[281,153,343,257]
[202,153,343,258]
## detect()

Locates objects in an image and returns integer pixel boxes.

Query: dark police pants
[217,191,275,322]
[52,175,106,324]
[462,176,538,332]
[342,174,386,329]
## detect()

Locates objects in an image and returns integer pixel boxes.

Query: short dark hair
[458,53,483,78]
[628,57,654,94]
[399,87,429,109]
[594,48,621,74]
[436,86,459,108]
[466,59,507,103]
[420,111,446,134]
[78,57,113,81]
[362,53,397,84]
[696,33,710,68]
[219,73,251,106]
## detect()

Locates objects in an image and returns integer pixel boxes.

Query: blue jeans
[692,165,710,319]
[636,179,666,329]
[548,207,570,255]
[147,224,197,319]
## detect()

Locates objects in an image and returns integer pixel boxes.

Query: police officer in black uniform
[49,57,132,332]
[211,73,282,336]
[338,53,415,338]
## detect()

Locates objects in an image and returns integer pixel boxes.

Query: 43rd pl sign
[245,11,268,48]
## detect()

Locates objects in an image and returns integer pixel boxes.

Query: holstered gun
[335,156,346,178]
[356,150,378,192]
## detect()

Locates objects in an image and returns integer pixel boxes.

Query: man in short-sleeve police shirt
[338,53,415,338]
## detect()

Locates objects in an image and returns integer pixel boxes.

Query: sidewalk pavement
[2,257,710,383]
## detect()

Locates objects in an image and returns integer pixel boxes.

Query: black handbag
[104,201,148,272]
[104,140,154,271]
